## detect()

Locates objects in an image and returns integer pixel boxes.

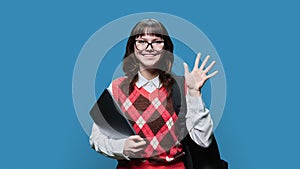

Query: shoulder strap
[171,75,228,169]
[171,76,193,169]
[171,76,186,115]
[171,76,188,140]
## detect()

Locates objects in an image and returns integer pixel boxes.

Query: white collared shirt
[135,71,161,93]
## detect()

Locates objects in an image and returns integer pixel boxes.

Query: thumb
[183,62,189,76]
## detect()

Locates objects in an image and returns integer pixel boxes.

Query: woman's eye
[137,40,146,44]
[153,41,164,44]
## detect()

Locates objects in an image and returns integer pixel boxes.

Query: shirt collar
[136,71,161,89]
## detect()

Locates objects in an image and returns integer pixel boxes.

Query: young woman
[90,19,218,169]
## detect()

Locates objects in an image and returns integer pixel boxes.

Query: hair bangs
[130,19,169,38]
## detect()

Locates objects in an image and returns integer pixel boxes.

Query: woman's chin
[140,60,159,68]
[139,64,161,71]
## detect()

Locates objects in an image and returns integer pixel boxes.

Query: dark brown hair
[122,19,175,96]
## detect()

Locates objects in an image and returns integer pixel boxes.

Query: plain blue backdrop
[1,0,299,169]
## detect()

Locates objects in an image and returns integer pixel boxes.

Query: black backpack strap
[171,76,193,169]
[172,76,188,139]
[171,75,228,169]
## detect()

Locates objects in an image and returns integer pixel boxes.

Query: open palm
[183,53,218,92]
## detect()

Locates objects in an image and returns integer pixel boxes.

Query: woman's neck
[139,69,159,80]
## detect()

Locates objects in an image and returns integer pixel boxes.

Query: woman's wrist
[188,88,201,96]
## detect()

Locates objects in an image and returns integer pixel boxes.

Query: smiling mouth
[143,54,155,57]
[142,53,159,57]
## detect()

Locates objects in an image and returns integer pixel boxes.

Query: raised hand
[183,53,218,96]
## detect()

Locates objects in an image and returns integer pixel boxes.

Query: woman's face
[134,35,164,71]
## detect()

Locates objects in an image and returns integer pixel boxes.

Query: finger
[183,62,189,76]
[207,70,219,78]
[204,61,216,73]
[129,135,143,141]
[199,55,210,71]
[134,140,147,148]
[133,147,145,154]
[193,53,201,70]
[132,148,145,157]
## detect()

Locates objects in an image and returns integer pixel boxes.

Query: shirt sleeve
[89,82,130,160]
[185,93,213,148]
[89,123,130,160]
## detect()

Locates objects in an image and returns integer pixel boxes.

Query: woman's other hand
[183,53,218,96]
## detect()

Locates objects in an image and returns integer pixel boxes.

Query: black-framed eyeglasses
[135,40,164,51]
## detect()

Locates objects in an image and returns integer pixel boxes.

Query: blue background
[1,0,299,169]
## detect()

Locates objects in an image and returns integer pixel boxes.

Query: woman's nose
[145,43,154,51]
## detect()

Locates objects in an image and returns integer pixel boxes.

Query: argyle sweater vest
[112,77,184,163]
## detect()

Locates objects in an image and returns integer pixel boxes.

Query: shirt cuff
[110,138,130,160]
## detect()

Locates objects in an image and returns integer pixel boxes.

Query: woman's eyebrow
[136,37,163,41]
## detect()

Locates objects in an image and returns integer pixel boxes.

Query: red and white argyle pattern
[112,77,183,162]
